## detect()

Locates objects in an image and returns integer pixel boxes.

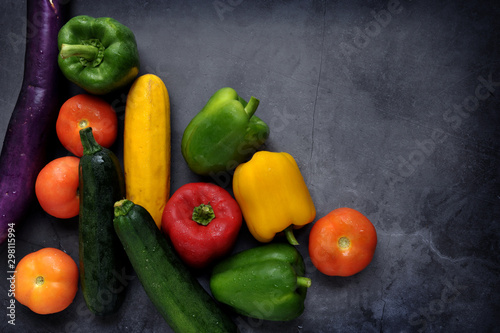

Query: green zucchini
[113,199,237,333]
[79,127,127,315]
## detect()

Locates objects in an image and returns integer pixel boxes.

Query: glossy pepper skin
[232,151,316,244]
[181,87,270,175]
[161,182,242,269]
[57,15,140,95]
[210,243,311,321]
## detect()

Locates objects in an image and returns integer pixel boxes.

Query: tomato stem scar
[78,119,89,128]
[338,236,350,249]
[35,275,45,286]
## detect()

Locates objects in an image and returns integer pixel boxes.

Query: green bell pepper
[209,243,311,321]
[57,15,140,95]
[181,87,270,175]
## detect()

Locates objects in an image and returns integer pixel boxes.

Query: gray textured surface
[1,0,499,332]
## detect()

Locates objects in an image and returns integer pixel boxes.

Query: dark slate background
[1,0,499,332]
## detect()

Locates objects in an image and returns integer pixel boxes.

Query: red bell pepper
[161,182,242,269]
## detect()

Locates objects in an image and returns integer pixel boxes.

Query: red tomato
[35,156,80,219]
[14,247,79,314]
[309,207,377,277]
[56,94,117,157]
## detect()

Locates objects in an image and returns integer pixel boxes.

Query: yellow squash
[124,74,170,228]
[232,151,316,244]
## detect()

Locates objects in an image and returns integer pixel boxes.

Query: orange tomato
[14,248,79,314]
[309,207,377,277]
[56,94,118,157]
[35,156,80,219]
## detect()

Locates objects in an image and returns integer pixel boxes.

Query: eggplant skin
[0,0,63,244]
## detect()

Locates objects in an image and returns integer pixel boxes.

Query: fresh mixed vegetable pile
[0,1,378,332]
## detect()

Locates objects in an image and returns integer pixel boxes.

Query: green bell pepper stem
[284,225,299,245]
[192,203,216,226]
[297,276,312,288]
[244,96,259,118]
[59,43,98,61]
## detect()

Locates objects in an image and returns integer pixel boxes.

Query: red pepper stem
[297,276,312,288]
[285,225,299,245]
[192,203,215,226]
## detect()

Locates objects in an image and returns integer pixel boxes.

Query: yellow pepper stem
[285,226,299,245]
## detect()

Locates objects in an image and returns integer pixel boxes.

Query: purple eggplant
[0,0,63,244]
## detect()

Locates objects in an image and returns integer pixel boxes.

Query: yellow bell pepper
[232,151,316,244]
